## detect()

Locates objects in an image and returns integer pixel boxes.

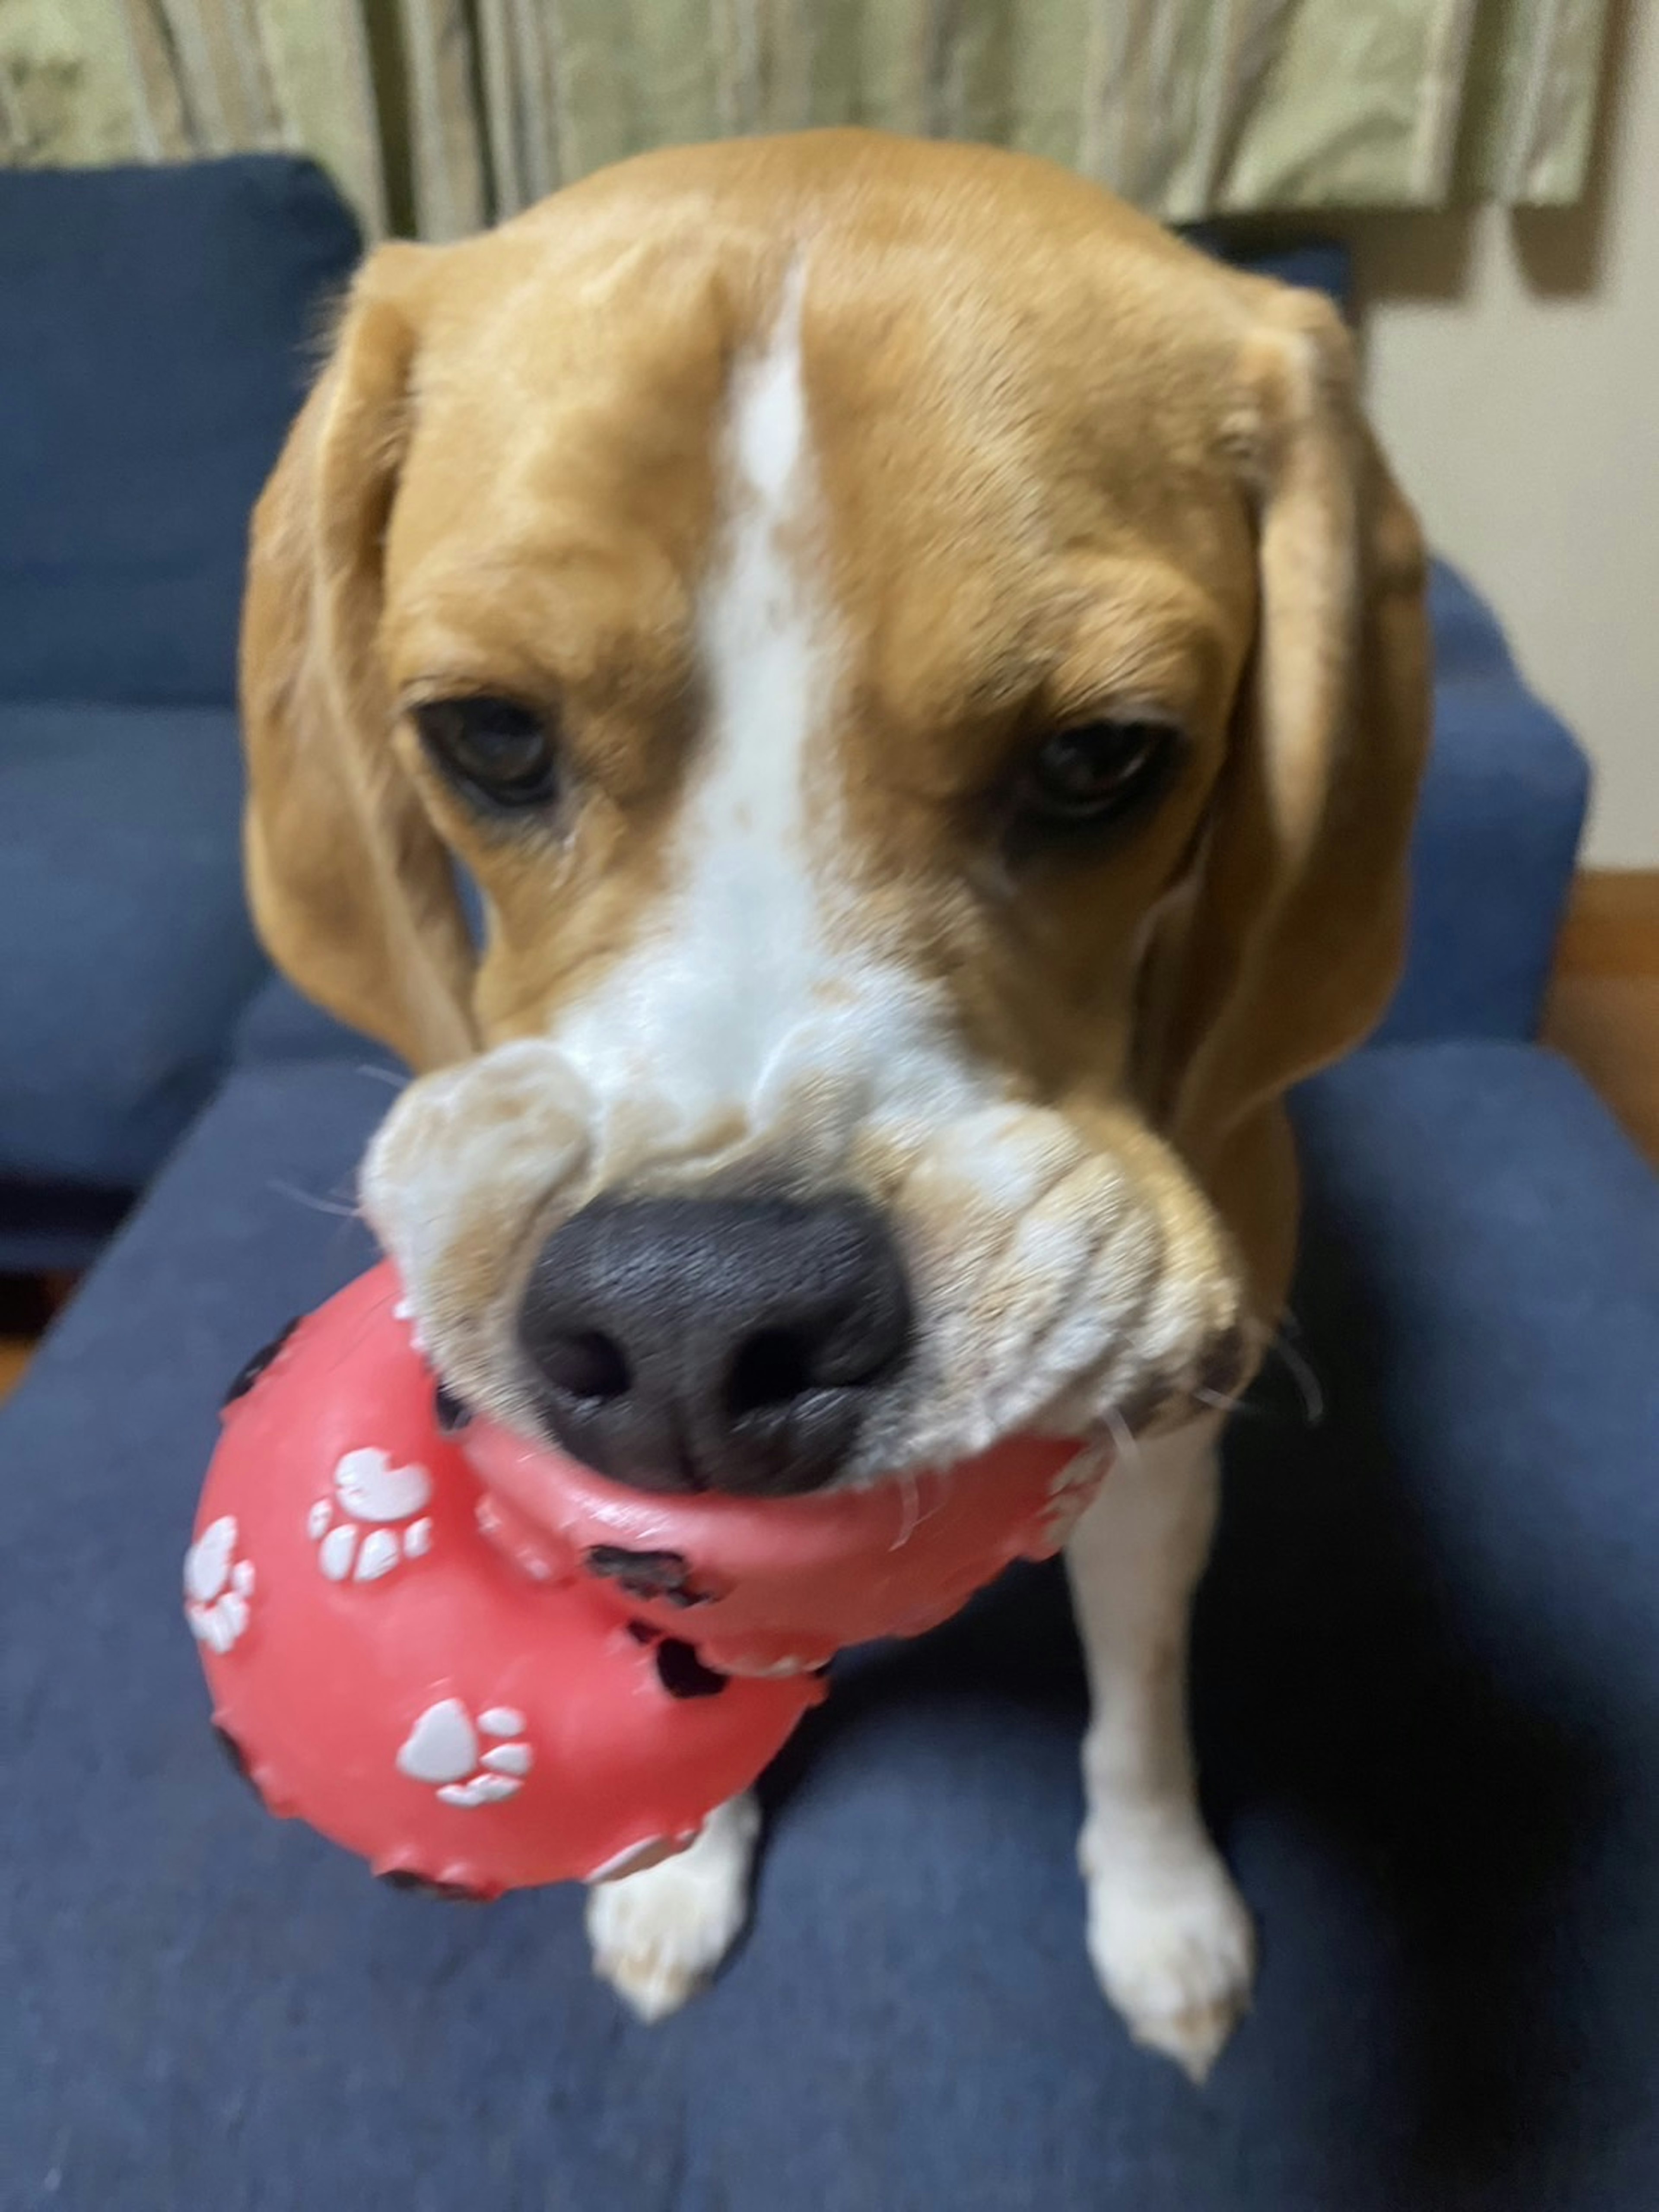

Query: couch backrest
[0,156,360,708]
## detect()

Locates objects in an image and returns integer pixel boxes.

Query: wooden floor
[1,873,1655,1410]
[0,1272,64,1409]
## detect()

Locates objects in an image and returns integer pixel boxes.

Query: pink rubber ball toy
[184,1261,1106,1898]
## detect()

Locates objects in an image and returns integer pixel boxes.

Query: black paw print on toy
[583,1544,715,1609]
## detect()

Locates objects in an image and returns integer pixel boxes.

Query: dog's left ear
[241,241,478,1073]
[1148,286,1430,1168]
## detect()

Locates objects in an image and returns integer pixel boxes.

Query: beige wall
[1341,0,1659,867]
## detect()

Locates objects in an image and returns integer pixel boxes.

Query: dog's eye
[413,696,559,810]
[1017,719,1180,830]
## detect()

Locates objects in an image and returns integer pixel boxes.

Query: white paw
[183,1516,256,1652]
[587,1795,760,2023]
[309,1447,435,1583]
[396,1697,534,1807]
[1081,1820,1256,2082]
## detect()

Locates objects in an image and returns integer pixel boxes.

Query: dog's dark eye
[1017,719,1180,831]
[413,696,559,810]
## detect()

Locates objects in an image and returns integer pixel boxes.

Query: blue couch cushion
[2,1038,1656,2208]
[0,155,360,706]
[0,701,267,1189]
[231,972,399,1071]
[231,866,477,1074]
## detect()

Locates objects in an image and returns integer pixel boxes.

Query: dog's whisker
[325,1289,400,1374]
[1193,1386,1242,1414]
[1101,1401,1142,1477]
[1195,1393,1293,1429]
[1242,1309,1327,1426]
[890,1467,921,1549]
[1264,1332,1325,1425]
[268,1179,363,1222]
[353,1063,407,1090]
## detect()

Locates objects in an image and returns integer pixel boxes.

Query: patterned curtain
[0,0,1613,241]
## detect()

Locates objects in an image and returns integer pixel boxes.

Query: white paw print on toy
[396,1698,533,1808]
[392,1293,427,1358]
[184,1516,255,1653]
[308,1447,435,1583]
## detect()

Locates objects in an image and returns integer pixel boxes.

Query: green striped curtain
[0,0,1613,240]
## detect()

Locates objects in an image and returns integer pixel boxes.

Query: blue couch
[0,157,361,1270]
[4,165,1658,2212]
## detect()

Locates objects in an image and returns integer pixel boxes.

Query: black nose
[518,1195,912,1496]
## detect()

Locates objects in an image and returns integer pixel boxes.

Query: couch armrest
[1375,563,1590,1047]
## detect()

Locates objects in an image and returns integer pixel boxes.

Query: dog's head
[242,133,1427,1497]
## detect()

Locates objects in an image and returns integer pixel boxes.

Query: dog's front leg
[586,1791,761,2021]
[1065,1415,1255,2080]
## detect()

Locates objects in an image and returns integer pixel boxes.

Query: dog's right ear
[241,243,477,1072]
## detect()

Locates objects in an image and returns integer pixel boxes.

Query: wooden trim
[1545,871,1659,1167]
[0,1341,31,1406]
[1554,870,1659,981]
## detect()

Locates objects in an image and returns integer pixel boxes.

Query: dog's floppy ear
[241,243,477,1072]
[1148,288,1430,1169]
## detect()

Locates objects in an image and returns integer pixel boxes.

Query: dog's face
[243,134,1427,1495]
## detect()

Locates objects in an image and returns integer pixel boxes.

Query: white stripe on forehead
[696,259,822,895]
[542,262,980,1187]
[547,267,833,1125]
[731,259,809,504]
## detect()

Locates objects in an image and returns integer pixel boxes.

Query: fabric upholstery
[1201,231,1354,313]
[0,702,267,1193]
[0,155,361,1250]
[0,156,359,706]
[3,1038,1656,2209]
[230,973,397,1073]
[0,1183,132,1279]
[1378,563,1590,1046]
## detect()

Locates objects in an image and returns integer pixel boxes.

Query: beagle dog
[241,129,1427,2080]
